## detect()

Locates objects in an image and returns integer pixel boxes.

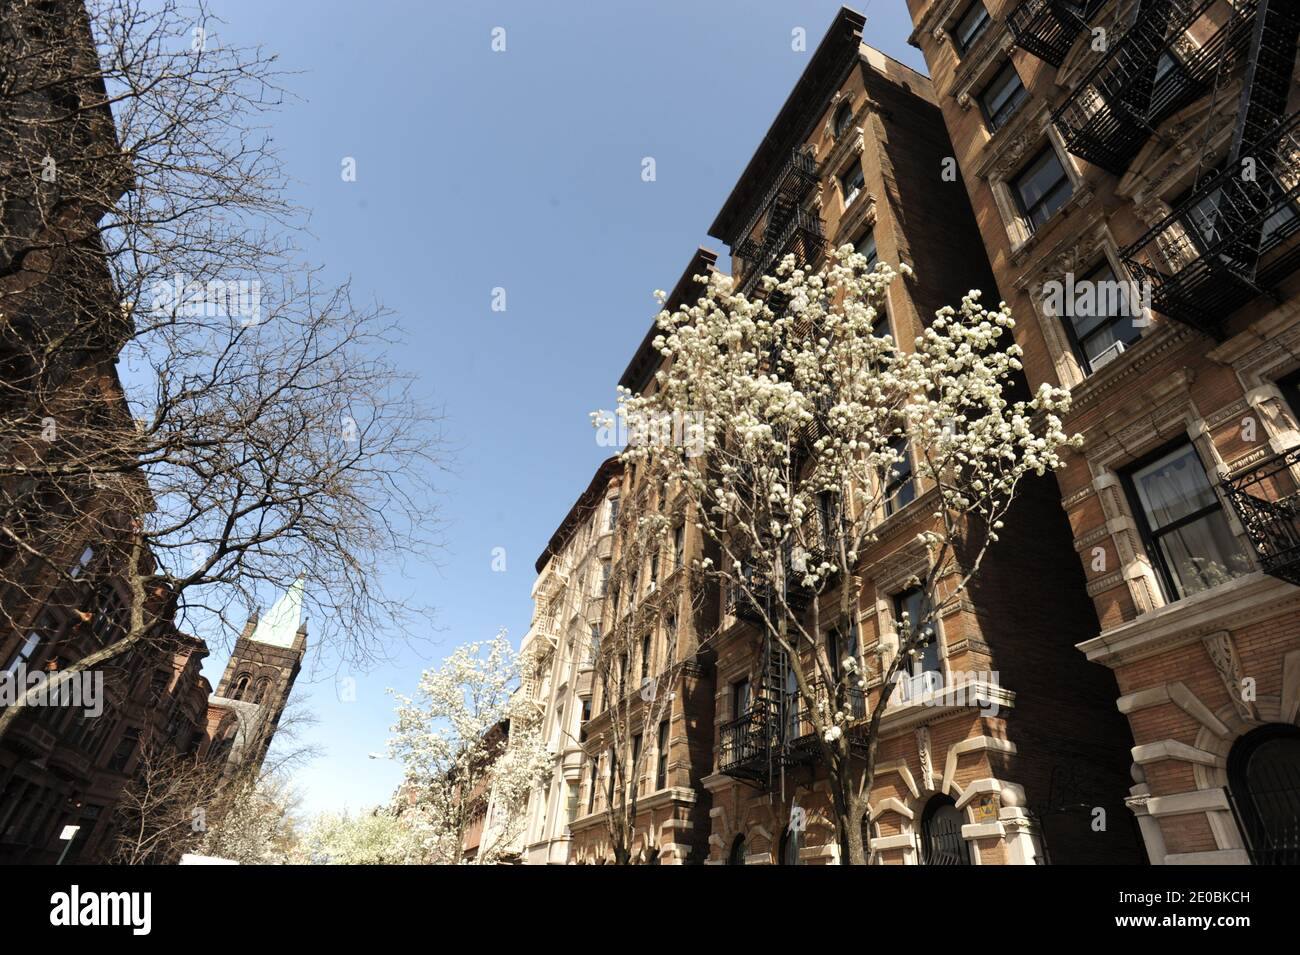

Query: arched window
[252,677,271,705]
[728,833,747,865]
[779,827,802,866]
[833,100,852,138]
[230,673,251,701]
[1228,724,1300,865]
[920,794,970,865]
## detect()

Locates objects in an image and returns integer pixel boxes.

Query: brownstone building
[905,0,1300,862]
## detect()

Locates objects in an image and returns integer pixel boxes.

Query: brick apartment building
[524,2,1299,865]
[0,1,305,863]
[691,8,1141,866]
[902,0,1300,864]
[560,285,723,862]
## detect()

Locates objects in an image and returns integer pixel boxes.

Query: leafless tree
[109,698,315,864]
[0,0,446,738]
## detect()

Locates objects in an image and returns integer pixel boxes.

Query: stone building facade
[516,456,624,864]
[696,8,1141,866]
[904,0,1300,863]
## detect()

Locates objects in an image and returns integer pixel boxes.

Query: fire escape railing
[733,150,824,300]
[1051,0,1255,175]
[1009,0,1107,67]
[1120,110,1300,336]
[1221,444,1300,586]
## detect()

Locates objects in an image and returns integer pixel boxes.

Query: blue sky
[201,0,927,816]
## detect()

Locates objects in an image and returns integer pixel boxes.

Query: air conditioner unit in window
[1088,339,1127,371]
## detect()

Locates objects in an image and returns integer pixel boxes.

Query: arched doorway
[779,827,802,865]
[920,794,970,865]
[727,833,746,865]
[1228,723,1300,865]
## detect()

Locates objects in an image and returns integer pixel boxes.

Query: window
[147,670,169,705]
[979,61,1028,132]
[733,677,752,719]
[587,758,599,814]
[588,623,601,662]
[883,435,915,516]
[673,524,685,569]
[664,613,677,650]
[650,552,659,587]
[1125,442,1251,601]
[832,100,853,138]
[579,698,592,743]
[3,613,50,673]
[1227,724,1300,865]
[231,673,251,701]
[951,2,991,55]
[252,677,272,705]
[69,546,94,579]
[828,620,859,680]
[656,720,670,789]
[607,497,620,531]
[840,162,865,208]
[1059,260,1144,374]
[1278,368,1300,421]
[640,634,652,680]
[920,794,971,864]
[599,561,610,596]
[893,586,941,698]
[1012,147,1072,234]
[631,732,642,782]
[107,727,140,773]
[90,585,128,645]
[855,230,878,268]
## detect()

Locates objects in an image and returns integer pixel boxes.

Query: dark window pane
[1014,148,1072,232]
[980,62,1027,132]
[953,2,990,54]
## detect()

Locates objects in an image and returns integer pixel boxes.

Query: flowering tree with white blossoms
[386,631,551,864]
[611,245,1078,865]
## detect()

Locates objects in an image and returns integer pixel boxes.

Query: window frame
[1058,259,1144,375]
[840,161,865,209]
[1011,146,1073,235]
[1121,438,1250,603]
[951,2,991,56]
[978,60,1028,133]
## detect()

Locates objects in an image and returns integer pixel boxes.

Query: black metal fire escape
[1009,0,1107,67]
[1052,0,1258,175]
[733,150,824,304]
[1120,0,1300,337]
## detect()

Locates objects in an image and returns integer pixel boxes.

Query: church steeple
[208,577,308,772]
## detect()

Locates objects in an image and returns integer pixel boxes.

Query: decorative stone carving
[1202,630,1258,722]
[916,725,935,792]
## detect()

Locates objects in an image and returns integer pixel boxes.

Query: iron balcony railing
[1220,443,1300,586]
[1052,0,1255,174]
[1121,111,1300,337]
[1008,0,1107,67]
[718,702,776,778]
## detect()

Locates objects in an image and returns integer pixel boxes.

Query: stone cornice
[1077,573,1300,667]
